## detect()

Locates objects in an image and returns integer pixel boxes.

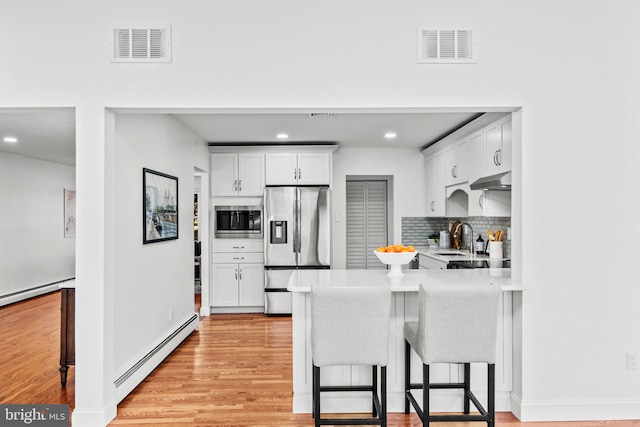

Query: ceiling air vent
[417,28,474,64]
[111,27,172,62]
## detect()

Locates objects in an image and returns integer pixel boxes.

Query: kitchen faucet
[453,222,474,255]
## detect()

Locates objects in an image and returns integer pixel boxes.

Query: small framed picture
[64,188,76,238]
[143,168,178,244]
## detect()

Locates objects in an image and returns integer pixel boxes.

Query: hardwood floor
[2,291,639,426]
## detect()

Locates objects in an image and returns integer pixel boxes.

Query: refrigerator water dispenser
[270,220,287,244]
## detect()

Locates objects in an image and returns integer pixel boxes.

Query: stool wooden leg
[313,365,320,427]
[464,362,471,414]
[488,363,495,427]
[381,366,387,427]
[423,363,430,427]
[372,365,378,416]
[404,339,410,414]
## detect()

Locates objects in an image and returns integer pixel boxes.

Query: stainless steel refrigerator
[264,186,330,315]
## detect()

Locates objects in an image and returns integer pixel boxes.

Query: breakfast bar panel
[288,269,518,414]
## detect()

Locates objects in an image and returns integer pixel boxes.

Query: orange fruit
[377,247,386,252]
[406,245,415,252]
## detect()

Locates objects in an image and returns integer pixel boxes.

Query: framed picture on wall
[143,168,178,244]
[64,188,76,238]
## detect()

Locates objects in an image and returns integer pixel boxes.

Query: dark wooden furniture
[59,287,75,387]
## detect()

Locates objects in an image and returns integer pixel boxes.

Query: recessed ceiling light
[276,133,289,140]
[384,132,397,139]
[3,136,18,143]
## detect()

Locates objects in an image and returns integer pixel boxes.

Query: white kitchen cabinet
[211,153,264,196]
[265,152,331,185]
[444,138,469,186]
[484,116,511,176]
[211,238,264,312]
[468,189,511,217]
[468,129,485,184]
[418,253,447,270]
[425,153,445,217]
[211,262,265,308]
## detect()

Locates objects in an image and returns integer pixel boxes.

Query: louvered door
[346,180,388,269]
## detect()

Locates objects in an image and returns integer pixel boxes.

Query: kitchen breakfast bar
[287,268,526,415]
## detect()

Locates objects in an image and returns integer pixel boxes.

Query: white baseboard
[518,398,640,421]
[0,281,71,307]
[71,403,117,427]
[113,312,199,403]
[210,305,264,314]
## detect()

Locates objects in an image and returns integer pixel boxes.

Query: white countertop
[287,268,526,293]
[58,279,76,289]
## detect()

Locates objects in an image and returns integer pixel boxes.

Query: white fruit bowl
[373,250,417,277]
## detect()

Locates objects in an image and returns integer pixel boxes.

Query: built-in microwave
[214,206,263,238]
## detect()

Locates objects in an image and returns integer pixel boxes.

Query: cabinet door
[444,145,458,187]
[211,264,239,306]
[211,154,238,196]
[484,117,511,175]
[265,153,298,185]
[426,153,445,217]
[444,139,468,186]
[238,153,265,196]
[238,263,265,306]
[468,129,485,183]
[468,189,485,217]
[297,152,331,185]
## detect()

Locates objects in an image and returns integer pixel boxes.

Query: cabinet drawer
[212,239,264,253]
[418,254,447,270]
[213,252,264,264]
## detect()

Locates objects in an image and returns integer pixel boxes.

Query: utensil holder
[488,241,503,259]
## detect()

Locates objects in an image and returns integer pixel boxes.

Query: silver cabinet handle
[294,168,297,180]
[233,179,237,191]
[239,268,242,280]
[297,168,301,180]
[452,165,457,178]
[232,246,245,249]
[238,179,242,192]
[235,268,238,280]
[479,193,485,209]
[232,256,245,260]
[496,149,502,166]
[430,201,435,211]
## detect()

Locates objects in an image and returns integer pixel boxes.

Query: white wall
[112,113,205,375]
[332,148,426,269]
[0,152,75,300]
[2,0,640,424]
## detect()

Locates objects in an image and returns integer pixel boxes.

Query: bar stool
[311,284,391,427]
[404,282,501,427]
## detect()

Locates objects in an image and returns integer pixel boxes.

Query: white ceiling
[0,108,491,167]
[0,108,76,166]
[172,110,482,150]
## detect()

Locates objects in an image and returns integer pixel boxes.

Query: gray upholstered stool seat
[404,282,501,427]
[311,283,391,427]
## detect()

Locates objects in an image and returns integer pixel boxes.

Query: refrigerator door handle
[294,199,302,253]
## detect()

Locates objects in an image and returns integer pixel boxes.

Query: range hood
[470,171,512,191]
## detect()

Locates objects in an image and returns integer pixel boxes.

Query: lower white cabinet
[211,238,265,312]
[418,253,447,270]
[212,263,265,308]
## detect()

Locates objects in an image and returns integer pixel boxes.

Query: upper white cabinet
[425,152,445,217]
[211,153,264,196]
[265,152,331,185]
[483,116,512,176]
[468,129,485,184]
[468,189,510,217]
[444,138,469,186]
